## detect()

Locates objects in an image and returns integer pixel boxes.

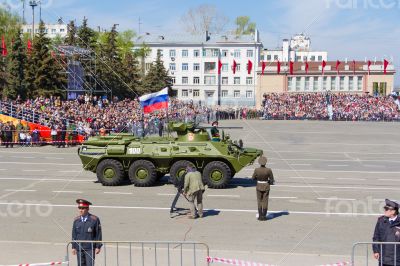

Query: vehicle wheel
[169,160,195,185]
[202,161,231,189]
[128,160,157,187]
[96,159,125,186]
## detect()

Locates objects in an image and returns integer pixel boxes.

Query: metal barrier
[352,242,400,266]
[66,241,210,266]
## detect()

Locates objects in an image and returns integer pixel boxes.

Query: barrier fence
[352,242,400,266]
[66,241,210,266]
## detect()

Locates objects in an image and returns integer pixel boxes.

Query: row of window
[169,62,247,72]
[288,76,363,91]
[164,49,254,58]
[171,76,253,85]
[181,89,253,98]
[24,28,66,34]
[262,54,324,62]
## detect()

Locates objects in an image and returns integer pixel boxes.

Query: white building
[136,31,263,106]
[262,34,327,62]
[22,22,68,38]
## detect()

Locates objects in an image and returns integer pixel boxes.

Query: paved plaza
[0,120,399,265]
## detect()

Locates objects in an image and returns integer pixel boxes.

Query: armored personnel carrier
[78,122,262,189]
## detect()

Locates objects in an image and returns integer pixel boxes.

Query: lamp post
[29,0,38,40]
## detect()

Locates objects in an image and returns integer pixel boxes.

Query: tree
[77,17,97,50]
[6,28,26,99]
[181,4,229,35]
[134,43,151,78]
[64,20,77,46]
[120,53,141,98]
[117,30,135,60]
[235,16,256,36]
[141,50,171,94]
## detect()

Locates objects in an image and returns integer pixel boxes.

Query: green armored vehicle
[78,122,263,189]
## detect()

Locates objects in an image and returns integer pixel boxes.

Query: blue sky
[7,0,400,85]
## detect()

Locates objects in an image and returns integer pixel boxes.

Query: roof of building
[135,33,259,45]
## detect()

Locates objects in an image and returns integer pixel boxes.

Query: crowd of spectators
[263,93,400,121]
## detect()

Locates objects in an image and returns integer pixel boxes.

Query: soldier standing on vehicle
[210,121,220,142]
[183,165,205,219]
[72,199,102,266]
[372,199,400,266]
[252,156,275,221]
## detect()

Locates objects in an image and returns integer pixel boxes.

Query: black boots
[258,208,267,221]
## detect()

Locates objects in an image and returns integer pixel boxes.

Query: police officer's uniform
[373,199,400,266]
[252,156,275,221]
[72,199,102,266]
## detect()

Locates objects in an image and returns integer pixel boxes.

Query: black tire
[129,160,157,187]
[96,159,125,186]
[169,160,195,185]
[202,161,231,189]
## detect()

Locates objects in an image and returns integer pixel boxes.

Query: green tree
[134,43,151,78]
[64,20,77,46]
[120,53,141,97]
[77,17,97,50]
[141,50,171,94]
[117,30,135,60]
[6,28,26,98]
[235,16,256,36]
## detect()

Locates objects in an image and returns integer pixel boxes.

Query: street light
[29,0,38,40]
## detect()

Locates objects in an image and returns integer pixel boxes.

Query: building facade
[137,31,263,106]
[262,34,328,62]
[22,22,68,38]
[256,61,396,108]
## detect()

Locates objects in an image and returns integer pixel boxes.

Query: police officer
[252,156,275,221]
[72,199,102,266]
[373,199,400,266]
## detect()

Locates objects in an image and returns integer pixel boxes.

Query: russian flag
[139,87,169,114]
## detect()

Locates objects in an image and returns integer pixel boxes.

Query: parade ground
[0,120,400,265]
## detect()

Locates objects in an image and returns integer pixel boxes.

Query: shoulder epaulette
[90,215,98,220]
[74,216,80,221]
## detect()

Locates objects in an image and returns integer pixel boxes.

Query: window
[193,63,200,71]
[222,77,228,85]
[288,77,294,91]
[318,56,323,61]
[60,28,65,32]
[51,29,56,34]
[296,56,301,62]
[234,77,241,85]
[323,77,327,90]
[273,55,278,61]
[234,49,241,58]
[260,55,265,61]
[310,56,316,61]
[182,77,188,84]
[182,90,188,97]
[247,50,253,57]
[222,90,228,98]
[182,50,188,57]
[204,76,216,85]
[305,77,310,91]
[303,56,307,62]
[313,77,319,91]
[157,49,163,57]
[267,55,272,61]
[331,77,336,90]
[169,63,176,71]
[349,76,354,90]
[204,62,216,73]
[182,63,189,71]
[340,77,345,90]
[193,77,200,84]
[145,63,152,71]
[193,90,200,97]
[357,76,363,91]
[246,90,253,98]
[194,50,200,57]
[171,77,176,84]
[296,77,301,91]
[236,64,241,72]
[221,50,228,57]
[222,64,228,72]
[246,77,253,85]
[212,49,219,57]
[234,90,240,98]
[169,50,176,57]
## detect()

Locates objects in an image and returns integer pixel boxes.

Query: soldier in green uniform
[210,121,220,142]
[183,165,205,219]
[252,156,275,221]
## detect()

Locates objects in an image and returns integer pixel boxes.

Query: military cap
[212,121,219,126]
[258,156,267,165]
[76,199,92,208]
[385,199,399,209]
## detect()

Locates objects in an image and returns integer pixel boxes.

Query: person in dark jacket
[72,199,102,266]
[373,199,400,266]
[57,123,67,148]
